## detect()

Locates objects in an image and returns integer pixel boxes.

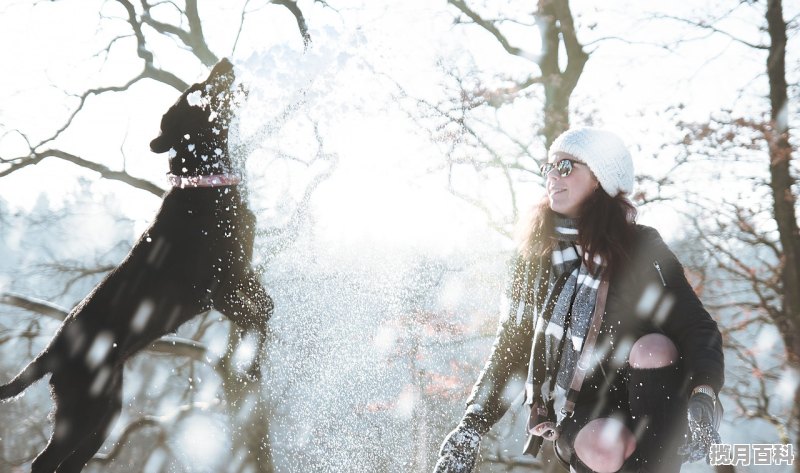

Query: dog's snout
[150,58,236,156]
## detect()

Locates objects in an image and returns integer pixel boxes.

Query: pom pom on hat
[548,127,634,197]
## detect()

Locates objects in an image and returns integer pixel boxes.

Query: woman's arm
[640,227,725,394]
[464,256,535,429]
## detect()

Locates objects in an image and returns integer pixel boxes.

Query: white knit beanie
[548,127,634,197]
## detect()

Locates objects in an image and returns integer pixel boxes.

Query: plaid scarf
[523,215,605,415]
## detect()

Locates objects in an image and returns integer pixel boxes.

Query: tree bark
[764,0,800,468]
[447,0,588,146]
[537,0,589,147]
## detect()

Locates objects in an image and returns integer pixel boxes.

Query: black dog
[0,58,273,473]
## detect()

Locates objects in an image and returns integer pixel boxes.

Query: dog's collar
[167,173,242,188]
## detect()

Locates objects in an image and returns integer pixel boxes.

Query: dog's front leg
[214,272,273,379]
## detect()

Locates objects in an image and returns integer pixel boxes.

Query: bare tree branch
[448,0,534,60]
[89,400,221,466]
[36,71,150,146]
[140,0,219,66]
[148,337,210,362]
[653,13,769,50]
[256,120,338,267]
[231,0,254,56]
[272,0,312,48]
[92,33,136,63]
[0,148,164,196]
[114,0,190,91]
[0,292,211,363]
[723,338,793,444]
[312,0,338,12]
[90,416,165,465]
[114,0,155,64]
[0,293,70,321]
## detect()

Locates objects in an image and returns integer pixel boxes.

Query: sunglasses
[539,158,586,177]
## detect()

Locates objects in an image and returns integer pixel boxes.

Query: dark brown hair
[516,189,638,276]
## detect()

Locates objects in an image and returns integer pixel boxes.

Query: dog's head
[150,58,239,177]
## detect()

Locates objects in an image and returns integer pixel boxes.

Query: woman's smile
[545,154,598,218]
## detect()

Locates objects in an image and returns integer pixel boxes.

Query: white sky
[0,0,793,250]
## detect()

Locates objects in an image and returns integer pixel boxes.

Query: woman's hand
[679,388,722,463]
[433,423,482,473]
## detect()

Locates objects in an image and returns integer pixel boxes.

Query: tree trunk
[537,0,589,147]
[765,1,800,469]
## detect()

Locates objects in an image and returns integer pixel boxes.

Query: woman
[434,128,724,473]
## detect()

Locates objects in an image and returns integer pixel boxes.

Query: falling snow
[0,2,798,472]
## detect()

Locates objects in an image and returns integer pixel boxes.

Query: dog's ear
[150,58,237,154]
[150,83,205,154]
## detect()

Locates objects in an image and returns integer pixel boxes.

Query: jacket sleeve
[464,256,534,429]
[639,227,725,394]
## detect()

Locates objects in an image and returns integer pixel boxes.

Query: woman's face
[545,152,599,218]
